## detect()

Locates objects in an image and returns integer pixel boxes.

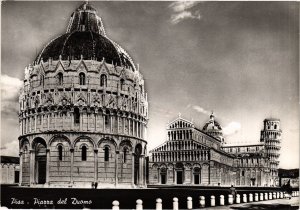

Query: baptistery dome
[35,2,135,70]
[18,2,148,188]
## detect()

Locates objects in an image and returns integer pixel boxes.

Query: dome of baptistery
[18,2,148,188]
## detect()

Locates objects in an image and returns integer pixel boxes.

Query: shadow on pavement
[230,204,298,210]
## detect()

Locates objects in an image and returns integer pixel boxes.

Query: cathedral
[148,113,281,187]
[18,2,148,188]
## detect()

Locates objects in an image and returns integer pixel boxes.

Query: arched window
[120,79,125,91]
[100,74,107,87]
[79,73,85,85]
[74,107,80,124]
[123,147,128,163]
[58,73,63,85]
[104,146,109,161]
[105,114,110,127]
[274,124,277,129]
[82,145,87,161]
[58,145,63,161]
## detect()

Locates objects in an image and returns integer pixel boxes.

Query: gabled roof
[167,115,194,129]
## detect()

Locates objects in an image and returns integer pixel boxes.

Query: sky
[1,1,299,169]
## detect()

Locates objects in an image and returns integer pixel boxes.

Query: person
[281,179,292,199]
[229,185,237,203]
[286,180,292,199]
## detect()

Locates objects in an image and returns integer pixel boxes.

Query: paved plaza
[205,197,299,210]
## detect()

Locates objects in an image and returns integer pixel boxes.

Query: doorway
[34,139,47,184]
[160,167,167,184]
[37,157,46,184]
[194,174,200,184]
[161,174,166,184]
[250,178,256,186]
[134,144,142,185]
[177,171,183,184]
[193,167,201,184]
[14,171,19,183]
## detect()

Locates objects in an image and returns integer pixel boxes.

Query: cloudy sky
[1,1,299,169]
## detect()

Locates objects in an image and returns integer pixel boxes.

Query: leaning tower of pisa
[260,119,282,186]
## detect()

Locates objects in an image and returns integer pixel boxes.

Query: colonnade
[152,150,209,162]
[20,146,146,187]
[168,130,192,140]
[20,110,146,140]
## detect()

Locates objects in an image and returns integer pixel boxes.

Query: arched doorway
[175,162,184,184]
[193,167,201,184]
[134,144,142,185]
[160,168,167,184]
[33,138,47,184]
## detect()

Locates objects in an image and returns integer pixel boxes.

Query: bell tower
[260,119,282,186]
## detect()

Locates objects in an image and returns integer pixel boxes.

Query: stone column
[40,114,43,131]
[70,148,74,184]
[19,152,23,186]
[110,115,113,133]
[131,153,135,186]
[80,111,83,130]
[29,117,31,133]
[34,114,37,131]
[117,115,119,134]
[94,149,98,183]
[94,112,97,131]
[23,118,26,134]
[47,113,50,130]
[133,120,135,137]
[174,168,177,184]
[54,112,57,130]
[29,149,35,185]
[143,156,147,186]
[103,114,105,131]
[157,168,160,184]
[191,168,193,184]
[139,156,144,186]
[46,149,50,185]
[115,151,119,186]
[122,117,125,134]
[86,112,90,131]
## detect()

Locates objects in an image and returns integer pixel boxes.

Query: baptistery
[18,2,148,188]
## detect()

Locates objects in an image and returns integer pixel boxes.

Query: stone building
[18,2,148,188]
[0,156,20,184]
[148,113,281,187]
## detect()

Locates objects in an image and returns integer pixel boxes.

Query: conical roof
[35,2,136,71]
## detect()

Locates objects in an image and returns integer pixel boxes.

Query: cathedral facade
[148,114,281,187]
[18,2,148,188]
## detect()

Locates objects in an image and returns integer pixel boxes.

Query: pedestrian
[229,185,237,203]
[91,182,95,189]
[94,182,98,189]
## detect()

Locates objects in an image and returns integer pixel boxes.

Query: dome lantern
[66,1,106,36]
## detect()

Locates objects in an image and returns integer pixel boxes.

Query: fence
[111,190,299,210]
